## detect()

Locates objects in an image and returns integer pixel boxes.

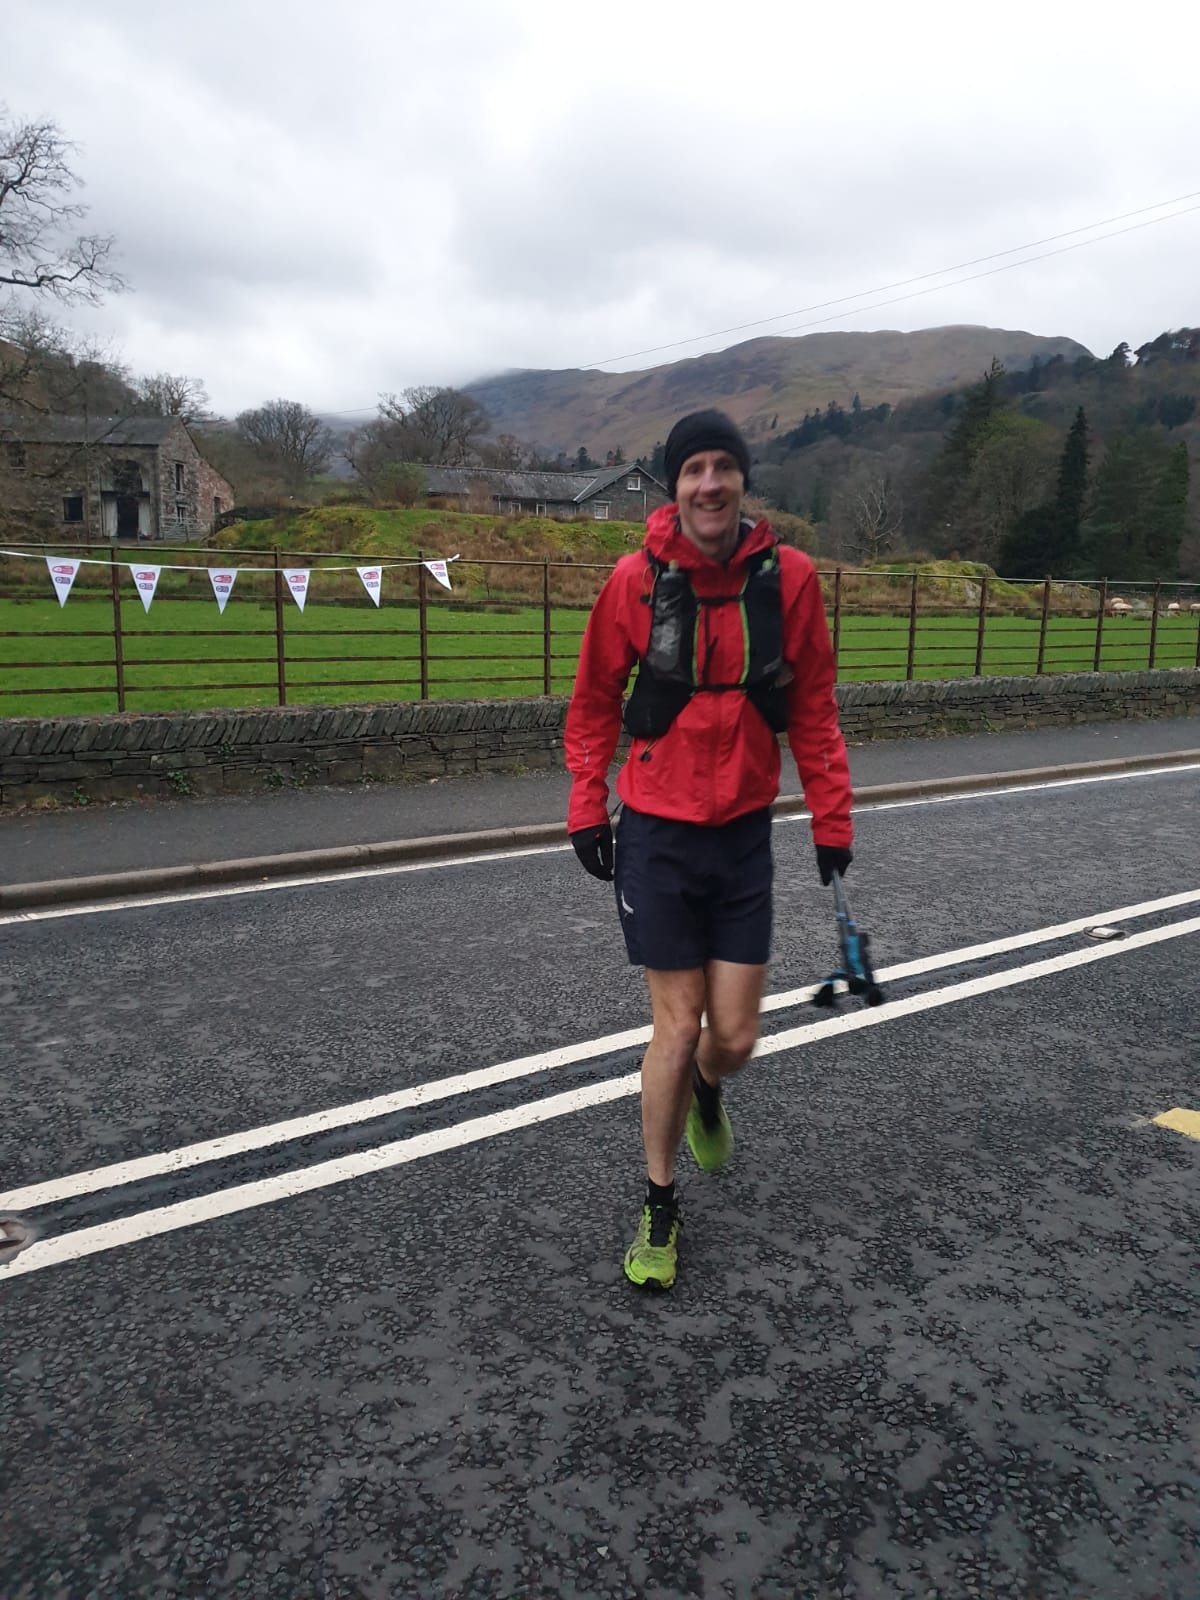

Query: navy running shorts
[613,803,773,970]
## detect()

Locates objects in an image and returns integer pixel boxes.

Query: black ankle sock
[692,1061,722,1127]
[646,1178,676,1211]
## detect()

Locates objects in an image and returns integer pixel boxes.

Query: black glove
[816,844,853,886]
[570,823,615,881]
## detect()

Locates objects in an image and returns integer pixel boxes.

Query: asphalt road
[2,761,1198,1598]
[1,711,1198,886]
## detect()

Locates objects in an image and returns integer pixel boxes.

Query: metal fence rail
[1,541,1198,717]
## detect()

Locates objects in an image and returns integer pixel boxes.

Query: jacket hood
[644,503,776,569]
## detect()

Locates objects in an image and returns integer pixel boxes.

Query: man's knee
[651,1013,703,1066]
[708,1014,759,1069]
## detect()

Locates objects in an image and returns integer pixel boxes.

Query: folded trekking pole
[812,871,885,1009]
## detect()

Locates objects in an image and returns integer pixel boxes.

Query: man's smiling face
[675,449,745,560]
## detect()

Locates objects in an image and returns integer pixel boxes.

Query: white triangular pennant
[46,556,82,607]
[356,565,383,606]
[283,567,310,611]
[424,559,452,590]
[129,563,162,613]
[209,567,238,614]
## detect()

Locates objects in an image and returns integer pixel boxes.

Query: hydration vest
[622,542,791,740]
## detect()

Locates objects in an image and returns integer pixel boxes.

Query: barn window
[174,461,185,492]
[626,475,641,490]
[63,495,84,523]
[592,502,610,520]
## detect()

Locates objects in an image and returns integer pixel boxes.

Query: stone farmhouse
[0,414,234,541]
[419,460,670,521]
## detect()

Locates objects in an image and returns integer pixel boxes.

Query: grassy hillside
[466,327,1091,458]
[212,503,645,561]
[210,503,650,608]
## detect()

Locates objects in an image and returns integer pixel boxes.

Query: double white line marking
[3,890,1199,1281]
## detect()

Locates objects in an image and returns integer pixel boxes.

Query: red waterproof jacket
[565,505,854,844]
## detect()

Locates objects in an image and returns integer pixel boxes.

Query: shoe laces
[647,1203,676,1248]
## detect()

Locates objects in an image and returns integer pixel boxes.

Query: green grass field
[1,593,1197,718]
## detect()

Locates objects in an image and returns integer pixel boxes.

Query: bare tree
[345,385,491,492]
[378,385,489,465]
[235,399,333,492]
[195,427,290,502]
[1,110,126,418]
[1,108,123,312]
[835,467,903,564]
[476,431,527,469]
[134,372,211,423]
[343,413,405,490]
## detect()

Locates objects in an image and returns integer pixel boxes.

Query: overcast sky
[7,0,1199,418]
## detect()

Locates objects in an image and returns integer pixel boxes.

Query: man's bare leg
[696,959,769,1087]
[640,967,707,1184]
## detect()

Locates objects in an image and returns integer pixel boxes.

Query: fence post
[831,568,842,680]
[417,550,429,700]
[542,561,552,696]
[273,547,287,706]
[1036,577,1051,674]
[906,572,918,681]
[974,574,989,677]
[1093,578,1108,672]
[1148,579,1161,669]
[109,543,126,713]
[1195,605,1200,670]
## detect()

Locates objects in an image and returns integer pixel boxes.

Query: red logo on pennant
[52,564,74,574]
[364,571,379,580]
[290,575,305,586]
[137,571,155,581]
[216,574,231,583]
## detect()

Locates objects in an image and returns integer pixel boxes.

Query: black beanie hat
[663,409,751,499]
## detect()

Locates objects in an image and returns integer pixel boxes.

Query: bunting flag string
[0,549,461,612]
[1,549,460,573]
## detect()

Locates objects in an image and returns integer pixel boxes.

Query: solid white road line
[0,1077,641,1281]
[5,887,1199,1216]
[3,910,1198,1282]
[1,760,1196,928]
[822,760,1200,820]
[753,912,1200,1060]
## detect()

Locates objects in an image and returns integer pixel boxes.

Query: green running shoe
[686,1092,733,1171]
[623,1203,680,1290]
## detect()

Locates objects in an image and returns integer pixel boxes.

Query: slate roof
[419,461,665,504]
[0,414,183,447]
[576,462,663,500]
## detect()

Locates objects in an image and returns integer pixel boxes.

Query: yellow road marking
[1152,1108,1200,1141]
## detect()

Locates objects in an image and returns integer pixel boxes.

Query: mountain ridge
[466,325,1093,457]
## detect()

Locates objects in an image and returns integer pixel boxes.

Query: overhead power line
[318,190,1200,415]
[763,201,1200,345]
[581,189,1200,367]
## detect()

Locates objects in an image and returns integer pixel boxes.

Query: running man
[565,409,854,1289]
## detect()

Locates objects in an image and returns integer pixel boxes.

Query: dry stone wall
[1,670,1197,807]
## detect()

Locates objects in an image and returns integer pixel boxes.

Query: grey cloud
[6,0,1199,416]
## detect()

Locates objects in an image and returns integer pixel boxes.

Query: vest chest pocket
[623,672,690,739]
